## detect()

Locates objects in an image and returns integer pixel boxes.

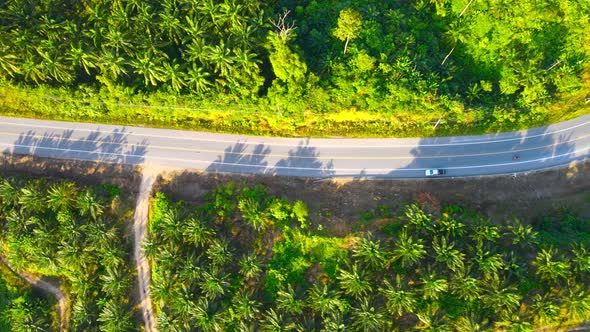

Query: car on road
[425,169,447,177]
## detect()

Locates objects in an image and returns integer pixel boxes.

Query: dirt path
[0,256,68,331]
[133,166,158,332]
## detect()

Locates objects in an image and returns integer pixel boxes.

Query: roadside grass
[2,82,589,138]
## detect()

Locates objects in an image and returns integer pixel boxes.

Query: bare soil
[0,153,142,192]
[156,160,590,236]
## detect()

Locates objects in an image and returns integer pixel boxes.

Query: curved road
[1,114,590,177]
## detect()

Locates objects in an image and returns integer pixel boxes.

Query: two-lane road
[1,114,589,177]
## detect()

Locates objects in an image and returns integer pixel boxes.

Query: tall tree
[332,8,363,54]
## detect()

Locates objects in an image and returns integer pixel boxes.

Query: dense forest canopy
[147,184,590,331]
[0,0,588,130]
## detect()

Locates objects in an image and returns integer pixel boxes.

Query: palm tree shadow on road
[206,142,272,174]
[393,124,579,178]
[205,139,335,177]
[4,128,148,167]
[272,139,335,177]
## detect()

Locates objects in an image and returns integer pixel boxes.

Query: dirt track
[133,167,158,332]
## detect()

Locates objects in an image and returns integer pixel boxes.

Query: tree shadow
[272,139,335,177]
[205,142,272,175]
[4,127,148,167]
[205,139,336,178]
[398,120,580,178]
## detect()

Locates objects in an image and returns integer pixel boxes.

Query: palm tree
[157,209,182,242]
[103,26,135,54]
[351,299,384,332]
[100,267,130,298]
[307,284,348,319]
[36,46,73,83]
[237,196,267,232]
[130,52,165,87]
[380,276,417,317]
[415,301,448,331]
[182,15,209,43]
[441,20,469,66]
[530,294,560,326]
[206,239,233,267]
[352,233,386,271]
[0,47,20,78]
[151,271,175,304]
[158,1,182,44]
[570,243,590,276]
[276,284,304,315]
[0,178,20,209]
[507,219,538,247]
[97,49,128,81]
[76,189,104,221]
[192,298,222,332]
[533,247,571,284]
[6,298,51,332]
[451,313,489,331]
[178,256,202,283]
[186,63,212,94]
[97,300,134,331]
[162,59,186,93]
[404,204,433,233]
[142,237,159,260]
[238,253,262,280]
[390,230,427,268]
[20,53,46,84]
[260,308,298,332]
[320,312,347,332]
[432,236,465,272]
[420,273,449,301]
[182,217,214,247]
[71,298,94,330]
[450,271,482,302]
[229,289,261,322]
[483,278,522,320]
[437,213,466,238]
[99,242,125,270]
[206,40,235,77]
[198,269,229,300]
[470,222,501,248]
[561,287,590,322]
[337,264,372,299]
[18,182,46,213]
[46,181,78,211]
[475,249,505,280]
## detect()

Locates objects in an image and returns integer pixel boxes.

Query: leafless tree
[271,10,296,40]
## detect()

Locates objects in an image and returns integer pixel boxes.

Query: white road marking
[3,142,587,173]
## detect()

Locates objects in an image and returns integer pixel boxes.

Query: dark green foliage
[148,185,590,330]
[0,176,138,331]
[1,0,589,137]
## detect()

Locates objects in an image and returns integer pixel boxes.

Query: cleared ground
[157,160,590,235]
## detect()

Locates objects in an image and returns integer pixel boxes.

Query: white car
[425,169,447,177]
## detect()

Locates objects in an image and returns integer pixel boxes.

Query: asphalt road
[1,114,589,178]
